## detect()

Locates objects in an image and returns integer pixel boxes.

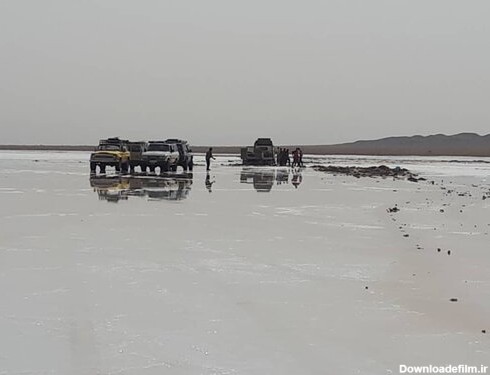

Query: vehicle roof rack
[164,139,187,144]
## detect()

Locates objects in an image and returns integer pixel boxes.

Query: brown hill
[288,133,490,157]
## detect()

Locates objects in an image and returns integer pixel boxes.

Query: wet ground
[0,152,489,374]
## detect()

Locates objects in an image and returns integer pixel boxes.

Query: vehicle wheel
[130,166,135,174]
[100,165,106,174]
[140,164,147,173]
[149,166,155,173]
[115,163,121,172]
[161,164,169,173]
[170,165,177,172]
[188,161,194,171]
[90,162,96,173]
[122,162,129,173]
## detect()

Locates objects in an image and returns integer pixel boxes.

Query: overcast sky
[0,1,489,145]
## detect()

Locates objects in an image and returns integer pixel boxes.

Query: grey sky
[1,1,489,145]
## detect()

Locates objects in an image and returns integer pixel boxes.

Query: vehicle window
[99,145,121,151]
[148,144,170,152]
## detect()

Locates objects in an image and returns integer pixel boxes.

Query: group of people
[277,147,304,167]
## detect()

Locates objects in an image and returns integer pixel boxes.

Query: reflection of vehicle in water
[240,168,275,192]
[89,175,130,202]
[240,168,303,192]
[145,177,192,201]
[90,173,193,202]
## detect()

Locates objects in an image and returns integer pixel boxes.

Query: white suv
[142,141,179,173]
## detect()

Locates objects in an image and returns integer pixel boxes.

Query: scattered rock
[387,206,400,213]
[483,330,487,334]
[450,298,458,302]
[403,234,409,238]
[447,250,451,255]
[311,165,421,181]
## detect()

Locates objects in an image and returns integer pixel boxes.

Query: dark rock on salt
[311,165,421,181]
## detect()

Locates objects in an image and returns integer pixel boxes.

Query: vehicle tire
[149,166,155,173]
[188,160,194,171]
[130,166,135,174]
[115,163,121,172]
[161,164,169,173]
[90,162,96,173]
[140,164,147,173]
[170,165,177,172]
[100,165,106,174]
[122,162,129,173]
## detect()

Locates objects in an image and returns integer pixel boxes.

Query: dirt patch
[311,165,425,181]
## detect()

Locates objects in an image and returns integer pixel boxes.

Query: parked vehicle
[127,141,148,173]
[164,139,194,171]
[90,137,130,174]
[241,138,276,166]
[141,141,179,173]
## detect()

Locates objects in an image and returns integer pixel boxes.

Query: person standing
[292,148,300,167]
[206,147,215,171]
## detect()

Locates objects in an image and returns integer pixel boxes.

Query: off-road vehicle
[241,138,276,166]
[164,139,194,171]
[90,137,130,174]
[141,141,179,173]
[127,141,148,173]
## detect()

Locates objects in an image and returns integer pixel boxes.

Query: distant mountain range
[297,133,490,157]
[1,133,489,156]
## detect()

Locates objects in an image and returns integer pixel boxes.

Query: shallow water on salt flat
[0,152,489,375]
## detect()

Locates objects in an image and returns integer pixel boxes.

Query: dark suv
[164,139,194,171]
[127,141,148,173]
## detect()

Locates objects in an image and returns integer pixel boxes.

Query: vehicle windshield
[129,145,143,152]
[98,145,121,151]
[148,144,171,152]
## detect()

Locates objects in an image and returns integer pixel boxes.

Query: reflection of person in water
[276,169,290,185]
[292,170,302,189]
[205,172,215,193]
